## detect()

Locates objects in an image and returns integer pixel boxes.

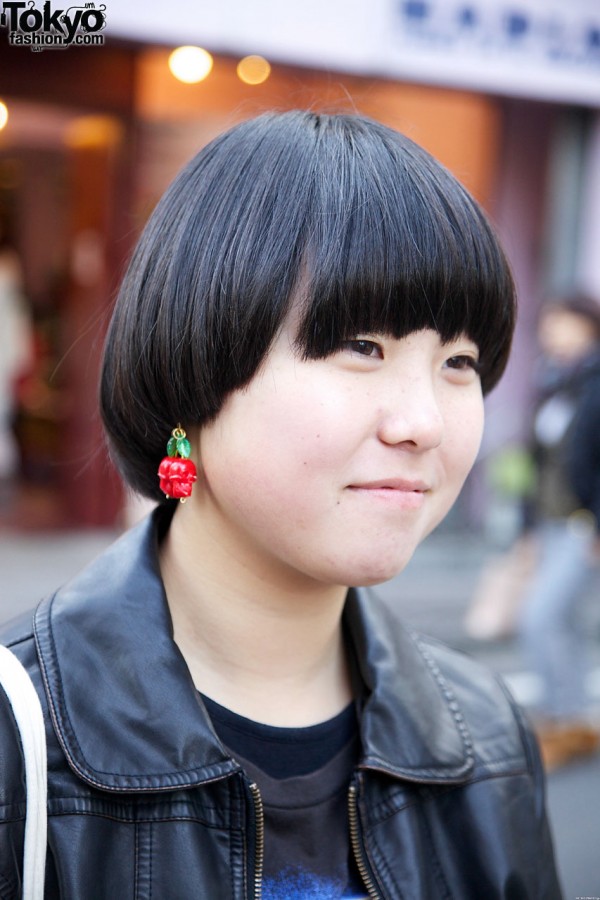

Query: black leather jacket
[0,510,562,898]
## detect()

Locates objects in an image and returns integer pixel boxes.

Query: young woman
[0,111,561,898]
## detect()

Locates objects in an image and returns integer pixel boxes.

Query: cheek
[247,373,357,470]
[200,375,352,508]
[444,395,484,480]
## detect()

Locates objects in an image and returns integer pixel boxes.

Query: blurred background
[1,1,600,892]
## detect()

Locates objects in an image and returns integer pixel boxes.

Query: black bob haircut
[100,110,516,501]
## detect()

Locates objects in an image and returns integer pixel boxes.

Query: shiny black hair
[100,110,516,500]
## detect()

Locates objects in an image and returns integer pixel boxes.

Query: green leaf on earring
[177,438,191,459]
[167,436,178,457]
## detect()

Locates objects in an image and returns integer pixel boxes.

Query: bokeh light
[65,116,122,149]
[168,46,214,84]
[0,101,8,131]
[237,55,271,85]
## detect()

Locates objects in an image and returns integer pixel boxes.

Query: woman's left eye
[342,339,384,359]
[444,355,481,374]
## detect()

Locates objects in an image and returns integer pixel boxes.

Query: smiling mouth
[348,479,430,493]
[346,480,430,509]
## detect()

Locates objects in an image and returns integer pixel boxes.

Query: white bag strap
[0,645,47,900]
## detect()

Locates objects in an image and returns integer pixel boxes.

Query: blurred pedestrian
[0,219,32,504]
[0,112,561,897]
[518,295,600,770]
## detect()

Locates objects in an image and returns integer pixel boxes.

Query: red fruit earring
[158,425,197,502]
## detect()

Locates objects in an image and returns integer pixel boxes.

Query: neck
[159,502,352,727]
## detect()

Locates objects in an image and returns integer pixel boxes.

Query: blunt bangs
[101,110,515,500]
[292,116,514,393]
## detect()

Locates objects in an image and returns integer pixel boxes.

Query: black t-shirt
[201,694,368,899]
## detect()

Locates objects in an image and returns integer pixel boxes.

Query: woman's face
[538,308,598,365]
[195,320,484,588]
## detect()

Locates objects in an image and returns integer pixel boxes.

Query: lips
[348,478,430,492]
[345,479,431,510]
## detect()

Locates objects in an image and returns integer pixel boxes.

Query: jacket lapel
[344,590,475,783]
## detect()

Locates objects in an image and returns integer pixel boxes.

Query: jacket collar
[343,592,474,782]
[34,507,474,793]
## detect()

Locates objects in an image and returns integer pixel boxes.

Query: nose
[376,379,444,451]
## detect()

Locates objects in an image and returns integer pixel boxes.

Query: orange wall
[135,50,501,211]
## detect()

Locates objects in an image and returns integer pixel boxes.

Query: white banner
[379,0,600,106]
[106,0,600,107]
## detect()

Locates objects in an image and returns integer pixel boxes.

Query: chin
[351,571,407,588]
[339,550,418,588]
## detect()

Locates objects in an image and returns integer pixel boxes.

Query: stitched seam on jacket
[134,823,139,899]
[47,792,229,812]
[365,768,533,825]
[3,632,34,650]
[410,632,475,765]
[363,827,404,900]
[495,676,536,776]
[0,806,25,823]
[46,809,240,827]
[419,808,455,900]
[134,821,153,900]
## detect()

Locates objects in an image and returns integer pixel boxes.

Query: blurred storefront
[0,0,598,529]
[0,42,137,527]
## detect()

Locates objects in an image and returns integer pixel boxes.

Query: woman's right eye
[341,339,384,358]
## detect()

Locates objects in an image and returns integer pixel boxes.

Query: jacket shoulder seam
[3,631,35,650]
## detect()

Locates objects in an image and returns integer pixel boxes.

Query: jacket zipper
[249,782,265,900]
[348,780,381,900]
